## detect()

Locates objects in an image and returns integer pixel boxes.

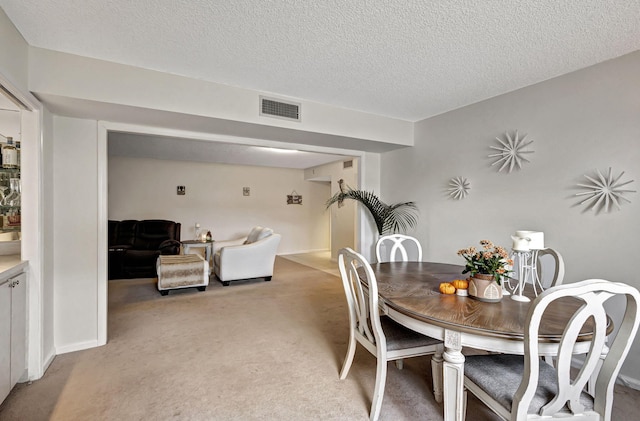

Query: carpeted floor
[1,255,638,420]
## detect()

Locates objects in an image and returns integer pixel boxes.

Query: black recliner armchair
[108,219,181,279]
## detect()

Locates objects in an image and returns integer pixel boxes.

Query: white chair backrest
[536,247,565,288]
[513,279,640,420]
[338,248,384,351]
[375,234,423,263]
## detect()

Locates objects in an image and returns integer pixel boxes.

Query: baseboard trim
[279,249,329,255]
[26,346,56,381]
[572,356,639,391]
[618,374,640,390]
[56,339,100,355]
[42,349,56,374]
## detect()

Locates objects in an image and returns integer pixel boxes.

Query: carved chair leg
[339,332,357,380]
[370,357,387,421]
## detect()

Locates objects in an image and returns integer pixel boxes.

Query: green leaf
[326,187,419,235]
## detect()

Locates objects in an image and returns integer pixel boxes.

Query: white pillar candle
[515,230,544,250]
[511,236,530,251]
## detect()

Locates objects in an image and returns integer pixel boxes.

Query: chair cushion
[244,226,264,244]
[464,354,594,415]
[256,227,273,241]
[380,316,442,351]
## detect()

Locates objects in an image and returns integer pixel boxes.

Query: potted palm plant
[325,185,418,235]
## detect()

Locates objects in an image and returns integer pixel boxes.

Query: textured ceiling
[2,0,639,122]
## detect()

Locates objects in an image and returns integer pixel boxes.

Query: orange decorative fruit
[439,282,456,295]
[452,279,469,290]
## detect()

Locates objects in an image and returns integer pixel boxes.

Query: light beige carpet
[1,256,638,420]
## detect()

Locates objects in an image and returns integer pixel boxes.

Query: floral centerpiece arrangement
[457,240,513,284]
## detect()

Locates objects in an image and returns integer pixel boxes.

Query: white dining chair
[535,247,565,289]
[533,247,567,367]
[534,248,608,395]
[463,279,640,421]
[375,234,423,263]
[338,247,441,421]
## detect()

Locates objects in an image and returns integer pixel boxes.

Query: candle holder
[510,249,545,302]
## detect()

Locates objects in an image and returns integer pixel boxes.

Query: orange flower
[457,239,512,285]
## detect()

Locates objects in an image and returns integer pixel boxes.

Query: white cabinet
[0,271,26,403]
[0,277,10,401]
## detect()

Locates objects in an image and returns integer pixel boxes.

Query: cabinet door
[10,273,26,387]
[0,280,11,402]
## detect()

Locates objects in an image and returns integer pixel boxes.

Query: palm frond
[326,187,419,235]
[382,201,419,234]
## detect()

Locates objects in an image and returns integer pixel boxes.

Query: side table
[181,240,214,274]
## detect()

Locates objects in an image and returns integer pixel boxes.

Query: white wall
[28,48,413,149]
[381,51,640,386]
[53,116,99,353]
[358,152,381,259]
[305,159,359,260]
[108,156,330,254]
[0,8,28,92]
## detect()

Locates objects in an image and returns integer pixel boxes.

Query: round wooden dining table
[363,261,598,421]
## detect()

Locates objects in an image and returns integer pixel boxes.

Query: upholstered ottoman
[156,254,209,295]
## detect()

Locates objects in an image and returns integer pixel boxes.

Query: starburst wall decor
[448,176,470,200]
[576,167,635,213]
[489,130,534,173]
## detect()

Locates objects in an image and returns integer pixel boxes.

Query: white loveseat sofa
[213,226,281,286]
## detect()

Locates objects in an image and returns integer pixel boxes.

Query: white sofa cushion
[256,227,273,241]
[244,226,264,244]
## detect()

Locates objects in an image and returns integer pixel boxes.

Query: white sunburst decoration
[448,176,470,200]
[489,130,534,173]
[576,167,635,213]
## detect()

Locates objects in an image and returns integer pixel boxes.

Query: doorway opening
[98,122,363,343]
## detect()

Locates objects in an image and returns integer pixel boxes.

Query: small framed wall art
[287,190,302,205]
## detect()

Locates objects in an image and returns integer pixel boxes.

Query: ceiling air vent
[260,96,301,122]
[343,160,353,169]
